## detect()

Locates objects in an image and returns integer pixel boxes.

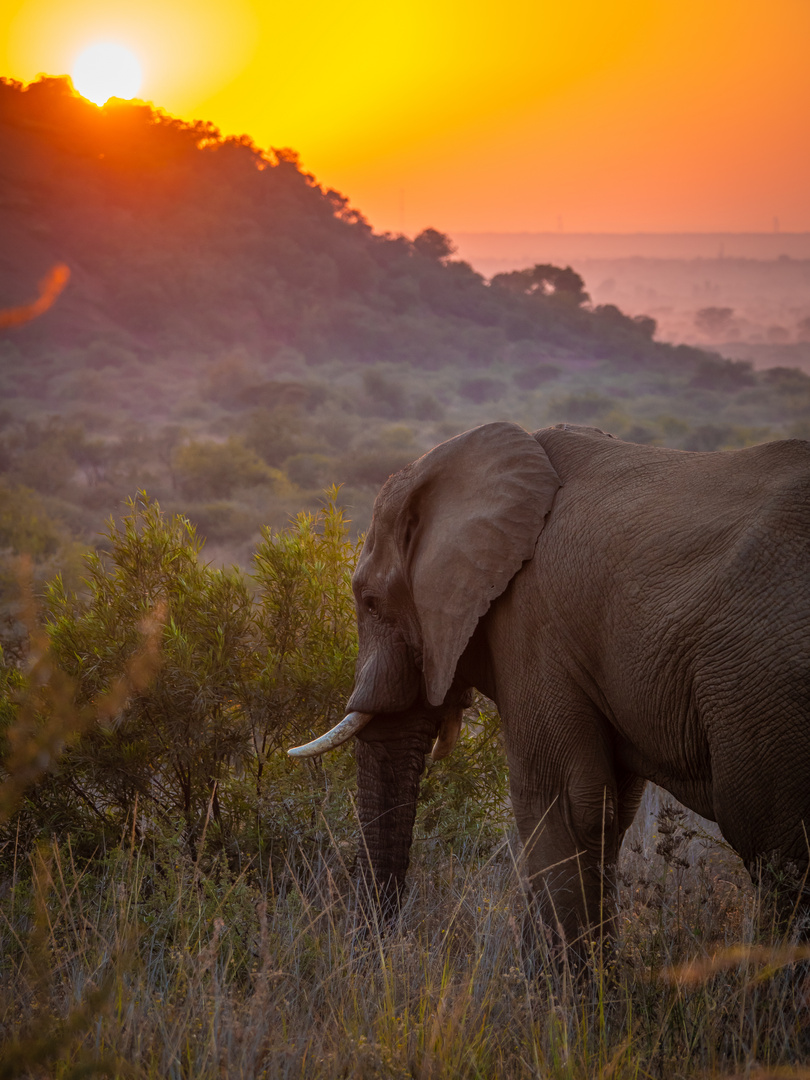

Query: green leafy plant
[37,495,253,856]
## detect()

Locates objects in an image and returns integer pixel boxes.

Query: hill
[2,77,674,368]
[1,75,809,599]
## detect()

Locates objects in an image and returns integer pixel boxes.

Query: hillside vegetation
[2,76,810,603]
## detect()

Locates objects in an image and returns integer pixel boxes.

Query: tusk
[287,711,373,758]
[430,711,463,761]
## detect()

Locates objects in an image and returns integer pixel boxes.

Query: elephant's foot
[519,894,618,996]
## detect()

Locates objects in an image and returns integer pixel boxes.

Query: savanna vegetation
[1,75,809,1077]
[1,494,809,1078]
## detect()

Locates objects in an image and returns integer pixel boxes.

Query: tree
[632,314,657,340]
[491,263,589,305]
[533,264,589,303]
[413,227,457,262]
[694,306,735,337]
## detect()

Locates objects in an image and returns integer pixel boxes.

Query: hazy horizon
[452,231,810,262]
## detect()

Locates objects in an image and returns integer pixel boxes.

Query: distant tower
[773,216,780,233]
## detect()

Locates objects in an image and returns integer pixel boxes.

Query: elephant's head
[289,422,561,912]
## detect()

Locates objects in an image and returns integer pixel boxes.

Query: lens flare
[72,42,142,105]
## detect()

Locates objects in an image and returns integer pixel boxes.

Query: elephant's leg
[616,770,647,843]
[506,709,623,965]
[513,788,622,958]
[710,722,810,938]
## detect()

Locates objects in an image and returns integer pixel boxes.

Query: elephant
[289,421,810,954]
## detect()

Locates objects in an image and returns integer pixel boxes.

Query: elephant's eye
[363,595,380,617]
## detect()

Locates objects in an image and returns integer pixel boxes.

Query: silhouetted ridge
[1,75,695,369]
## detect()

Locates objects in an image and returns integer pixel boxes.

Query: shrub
[360,369,408,418]
[458,376,506,404]
[513,363,561,390]
[204,350,256,406]
[416,700,509,853]
[689,356,755,392]
[683,424,734,452]
[183,501,262,545]
[243,407,302,466]
[412,392,444,421]
[339,448,415,487]
[2,492,366,869]
[0,482,62,559]
[246,490,362,855]
[284,452,335,489]
[11,445,76,496]
[553,391,616,423]
[43,495,256,856]
[0,483,85,624]
[172,438,276,499]
[695,306,735,336]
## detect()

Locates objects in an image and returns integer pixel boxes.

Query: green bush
[1,489,512,881]
[689,356,756,392]
[0,492,362,867]
[553,390,616,423]
[416,700,509,853]
[43,496,255,856]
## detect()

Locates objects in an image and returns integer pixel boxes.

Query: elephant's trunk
[354,719,435,919]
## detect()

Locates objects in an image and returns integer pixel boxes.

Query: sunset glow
[72,42,142,104]
[2,0,809,233]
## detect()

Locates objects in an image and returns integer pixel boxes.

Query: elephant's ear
[403,422,561,706]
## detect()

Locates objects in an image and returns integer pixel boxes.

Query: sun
[71,43,143,105]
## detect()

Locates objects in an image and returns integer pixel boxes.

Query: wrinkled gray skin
[348,421,810,948]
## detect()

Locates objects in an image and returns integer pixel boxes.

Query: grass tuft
[1,796,809,1078]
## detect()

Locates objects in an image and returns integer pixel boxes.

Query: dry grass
[1,788,809,1079]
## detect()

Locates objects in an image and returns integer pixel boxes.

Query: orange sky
[3,0,809,235]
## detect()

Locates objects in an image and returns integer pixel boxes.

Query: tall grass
[2,795,809,1079]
